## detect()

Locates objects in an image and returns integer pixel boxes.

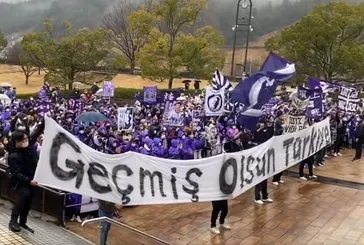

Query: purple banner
[103,81,115,97]
[163,91,181,102]
[307,88,324,118]
[143,86,157,104]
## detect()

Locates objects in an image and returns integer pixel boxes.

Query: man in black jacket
[353,116,364,161]
[7,121,44,233]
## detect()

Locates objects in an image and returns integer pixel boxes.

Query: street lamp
[230,0,253,78]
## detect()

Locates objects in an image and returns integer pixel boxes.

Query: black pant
[255,179,268,200]
[334,135,344,153]
[355,138,363,160]
[299,157,313,177]
[314,148,325,165]
[210,200,228,228]
[10,185,34,225]
[272,172,283,182]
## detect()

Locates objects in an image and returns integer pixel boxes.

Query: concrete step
[0,205,93,245]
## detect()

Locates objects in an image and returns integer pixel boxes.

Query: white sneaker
[255,200,264,205]
[76,216,82,223]
[279,180,285,184]
[262,198,273,203]
[210,227,221,234]
[313,165,316,169]
[70,215,76,222]
[324,154,329,158]
[272,182,279,186]
[220,224,232,230]
[337,153,343,156]
[309,175,317,179]
[299,176,308,181]
[333,153,338,157]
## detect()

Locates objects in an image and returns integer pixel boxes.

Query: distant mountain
[1,0,363,46]
[0,0,116,34]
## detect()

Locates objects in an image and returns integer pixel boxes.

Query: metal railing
[0,166,68,227]
[193,143,224,159]
[82,217,170,245]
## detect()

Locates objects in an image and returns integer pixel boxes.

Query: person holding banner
[7,121,44,233]
[209,130,239,235]
[272,111,285,186]
[254,120,274,204]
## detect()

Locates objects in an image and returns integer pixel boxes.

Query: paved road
[67,149,364,245]
[0,205,93,245]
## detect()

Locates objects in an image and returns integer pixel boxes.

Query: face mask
[131,143,136,147]
[232,126,237,129]
[161,135,166,139]
[17,126,26,131]
[79,130,84,134]
[67,118,72,123]
[21,140,29,148]
[182,135,186,139]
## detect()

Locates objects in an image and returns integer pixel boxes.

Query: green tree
[103,0,155,73]
[22,20,108,89]
[265,2,364,82]
[50,27,108,89]
[0,31,7,53]
[180,26,225,79]
[21,19,56,74]
[138,0,218,89]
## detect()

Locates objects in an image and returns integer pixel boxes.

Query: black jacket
[356,121,364,139]
[7,122,44,187]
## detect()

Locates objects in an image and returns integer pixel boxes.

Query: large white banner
[204,87,225,116]
[34,117,331,206]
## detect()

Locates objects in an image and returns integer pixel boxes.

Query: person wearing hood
[152,138,166,158]
[168,139,181,159]
[181,133,194,160]
[140,138,154,155]
[7,120,44,233]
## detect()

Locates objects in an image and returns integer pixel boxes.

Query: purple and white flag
[338,86,360,113]
[103,81,115,97]
[143,86,157,104]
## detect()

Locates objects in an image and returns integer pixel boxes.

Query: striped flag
[211,70,233,92]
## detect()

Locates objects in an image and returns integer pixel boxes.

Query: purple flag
[143,86,157,104]
[103,81,115,97]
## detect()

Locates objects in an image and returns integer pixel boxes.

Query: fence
[0,164,67,226]
[193,143,224,159]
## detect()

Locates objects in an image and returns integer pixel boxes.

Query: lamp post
[230,0,253,78]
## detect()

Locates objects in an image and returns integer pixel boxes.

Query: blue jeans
[98,209,113,245]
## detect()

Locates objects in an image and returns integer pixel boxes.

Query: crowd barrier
[0,164,67,226]
[193,144,224,159]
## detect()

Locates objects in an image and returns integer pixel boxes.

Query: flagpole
[243,0,253,74]
[230,0,242,77]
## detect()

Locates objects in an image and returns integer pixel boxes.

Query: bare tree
[103,0,152,73]
[8,43,37,85]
